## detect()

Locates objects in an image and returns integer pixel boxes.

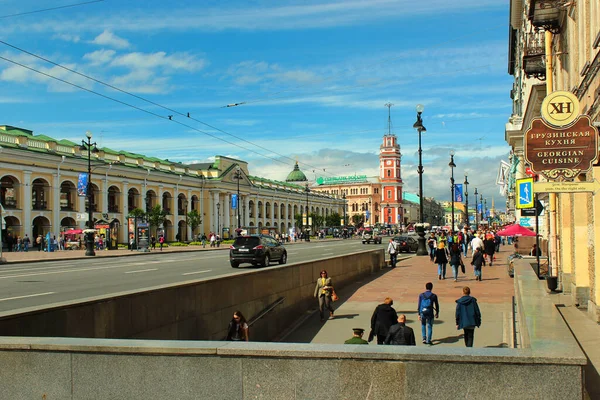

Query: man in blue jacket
[417,282,439,345]
[455,286,482,347]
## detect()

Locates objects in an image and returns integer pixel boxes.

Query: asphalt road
[0,239,394,313]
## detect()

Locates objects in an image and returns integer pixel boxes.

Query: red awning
[64,229,83,235]
[496,224,536,237]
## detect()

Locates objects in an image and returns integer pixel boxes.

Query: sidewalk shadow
[484,343,509,348]
[331,313,359,320]
[432,334,464,345]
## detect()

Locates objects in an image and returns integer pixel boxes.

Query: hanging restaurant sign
[524,91,598,181]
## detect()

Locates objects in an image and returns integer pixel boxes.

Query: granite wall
[0,249,384,341]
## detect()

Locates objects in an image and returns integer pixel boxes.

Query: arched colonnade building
[0,125,343,244]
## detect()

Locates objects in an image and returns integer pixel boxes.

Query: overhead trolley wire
[0,40,338,175]
[0,0,104,19]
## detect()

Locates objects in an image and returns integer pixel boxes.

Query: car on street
[362,229,382,244]
[393,235,419,252]
[229,234,287,268]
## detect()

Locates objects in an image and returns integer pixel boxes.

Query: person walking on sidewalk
[344,328,369,345]
[158,235,165,251]
[449,243,463,282]
[433,242,449,280]
[384,314,416,346]
[455,286,481,347]
[483,233,496,266]
[471,246,485,281]
[370,297,398,345]
[314,269,335,322]
[387,238,398,268]
[418,282,439,345]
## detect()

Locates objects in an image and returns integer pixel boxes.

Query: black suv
[393,235,419,253]
[229,235,287,268]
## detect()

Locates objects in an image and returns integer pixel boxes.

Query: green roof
[403,192,420,204]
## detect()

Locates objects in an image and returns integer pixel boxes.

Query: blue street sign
[77,173,88,197]
[231,194,238,209]
[516,177,534,209]
[365,210,371,220]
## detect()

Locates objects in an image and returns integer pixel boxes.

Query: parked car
[362,229,382,244]
[229,235,287,268]
[393,235,419,252]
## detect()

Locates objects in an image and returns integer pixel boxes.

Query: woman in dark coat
[449,243,463,282]
[471,247,485,281]
[370,297,398,344]
[434,242,449,280]
[483,235,496,266]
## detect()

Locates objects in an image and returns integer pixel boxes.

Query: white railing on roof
[57,145,73,153]
[105,154,119,162]
[143,161,154,168]
[159,164,171,171]
[174,167,185,173]
[0,134,17,144]
[28,140,48,149]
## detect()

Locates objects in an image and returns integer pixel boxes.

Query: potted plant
[546,276,558,291]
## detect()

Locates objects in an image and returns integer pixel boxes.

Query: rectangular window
[387,190,391,199]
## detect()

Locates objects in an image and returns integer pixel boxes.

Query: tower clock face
[386,160,392,165]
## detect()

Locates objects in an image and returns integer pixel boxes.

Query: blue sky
[0,0,512,211]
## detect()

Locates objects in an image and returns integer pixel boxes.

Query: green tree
[187,210,202,237]
[325,212,341,227]
[147,205,167,235]
[294,213,304,228]
[127,208,146,218]
[310,213,324,231]
[351,214,364,227]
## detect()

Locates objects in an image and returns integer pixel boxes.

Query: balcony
[528,0,562,32]
[523,31,546,79]
[2,199,18,209]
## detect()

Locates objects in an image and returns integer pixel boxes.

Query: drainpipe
[545,30,558,278]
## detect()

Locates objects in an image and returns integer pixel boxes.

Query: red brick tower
[379,104,403,227]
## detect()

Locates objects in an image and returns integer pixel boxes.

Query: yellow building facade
[0,126,342,245]
[506,0,600,321]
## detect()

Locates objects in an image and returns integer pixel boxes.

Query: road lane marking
[124,268,158,274]
[182,270,212,276]
[0,292,55,302]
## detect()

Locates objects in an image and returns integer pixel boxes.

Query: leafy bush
[168,242,188,247]
[188,241,204,246]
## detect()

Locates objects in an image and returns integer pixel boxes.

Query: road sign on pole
[516,178,534,209]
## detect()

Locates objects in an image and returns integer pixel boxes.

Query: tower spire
[385,102,394,135]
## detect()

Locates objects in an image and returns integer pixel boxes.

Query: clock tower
[379,104,403,227]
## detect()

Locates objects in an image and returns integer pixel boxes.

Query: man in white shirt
[470,234,484,257]
[387,238,398,268]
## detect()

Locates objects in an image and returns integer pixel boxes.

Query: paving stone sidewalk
[283,247,515,348]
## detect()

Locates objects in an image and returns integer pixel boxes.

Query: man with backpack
[417,282,439,345]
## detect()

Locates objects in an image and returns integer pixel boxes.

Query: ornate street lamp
[413,104,428,256]
[342,192,346,229]
[305,183,310,242]
[464,174,469,229]
[80,131,99,256]
[479,194,484,226]
[449,151,456,233]
[233,166,243,233]
[474,187,479,228]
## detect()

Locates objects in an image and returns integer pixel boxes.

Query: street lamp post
[342,192,346,229]
[464,174,469,229]
[449,151,456,233]
[484,198,488,226]
[479,194,484,226]
[80,131,98,257]
[234,166,242,233]
[413,104,428,256]
[305,183,310,242]
[474,188,479,228]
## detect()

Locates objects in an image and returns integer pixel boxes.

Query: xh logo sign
[549,101,573,115]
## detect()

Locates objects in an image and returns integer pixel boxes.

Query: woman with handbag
[314,269,335,321]
[449,243,463,282]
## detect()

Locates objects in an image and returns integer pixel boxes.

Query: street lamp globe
[86,130,92,139]
[416,104,425,113]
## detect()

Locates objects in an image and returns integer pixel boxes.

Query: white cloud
[110,52,205,72]
[83,49,116,66]
[52,33,80,43]
[91,30,130,49]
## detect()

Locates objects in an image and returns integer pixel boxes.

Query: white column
[270,198,275,227]
[244,196,250,228]
[120,181,129,243]
[52,171,61,235]
[78,193,85,230]
[187,189,193,240]
[224,194,231,232]
[212,191,220,233]
[102,175,109,214]
[23,170,33,238]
